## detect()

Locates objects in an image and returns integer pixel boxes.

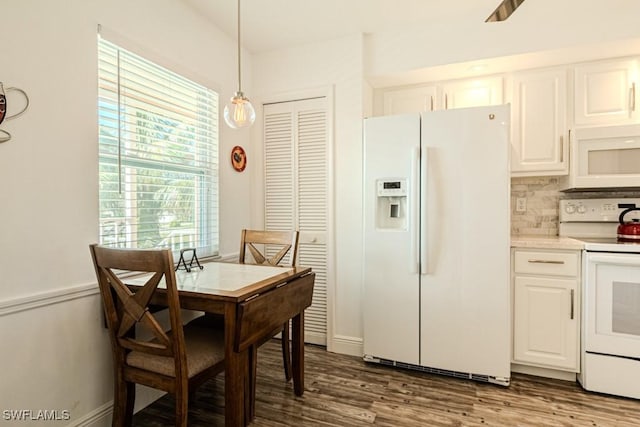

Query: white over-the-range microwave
[561,124,640,190]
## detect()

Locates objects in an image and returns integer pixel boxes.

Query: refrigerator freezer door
[419,106,511,379]
[363,114,421,365]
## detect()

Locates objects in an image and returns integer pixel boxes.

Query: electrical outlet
[516,197,527,212]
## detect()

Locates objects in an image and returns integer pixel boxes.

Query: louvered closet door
[264,97,328,346]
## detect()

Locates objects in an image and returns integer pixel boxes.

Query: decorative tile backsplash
[511,177,562,236]
[511,177,640,236]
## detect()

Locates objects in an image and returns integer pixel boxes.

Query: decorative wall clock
[0,82,30,143]
[231,145,247,172]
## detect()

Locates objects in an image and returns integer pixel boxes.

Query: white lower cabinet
[512,249,580,372]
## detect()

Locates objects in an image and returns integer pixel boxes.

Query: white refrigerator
[363,105,511,385]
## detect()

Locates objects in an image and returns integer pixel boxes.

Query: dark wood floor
[133,340,640,426]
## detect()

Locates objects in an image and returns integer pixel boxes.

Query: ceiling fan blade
[485,0,526,22]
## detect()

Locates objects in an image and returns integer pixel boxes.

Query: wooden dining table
[126,261,315,427]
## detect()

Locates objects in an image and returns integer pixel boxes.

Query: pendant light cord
[237,0,242,93]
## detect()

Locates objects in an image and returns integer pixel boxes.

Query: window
[98,37,219,256]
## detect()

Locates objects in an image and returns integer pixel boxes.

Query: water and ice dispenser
[375,179,408,230]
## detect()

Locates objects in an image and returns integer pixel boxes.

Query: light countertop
[511,235,585,251]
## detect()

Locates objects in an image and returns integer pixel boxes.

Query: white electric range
[559,198,640,399]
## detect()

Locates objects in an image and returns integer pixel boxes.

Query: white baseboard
[328,334,363,357]
[66,385,167,427]
[304,331,327,346]
[511,363,577,381]
[67,402,112,427]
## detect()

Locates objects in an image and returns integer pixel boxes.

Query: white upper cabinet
[574,58,639,126]
[383,85,437,115]
[381,77,503,115]
[377,55,640,177]
[510,68,568,176]
[440,76,503,110]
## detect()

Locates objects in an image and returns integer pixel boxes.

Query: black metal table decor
[175,248,204,272]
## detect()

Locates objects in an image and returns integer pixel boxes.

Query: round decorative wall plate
[231,145,247,172]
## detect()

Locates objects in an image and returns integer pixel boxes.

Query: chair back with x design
[91,244,185,364]
[239,229,299,267]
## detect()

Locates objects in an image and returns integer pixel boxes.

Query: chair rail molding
[0,282,99,317]
[0,254,234,318]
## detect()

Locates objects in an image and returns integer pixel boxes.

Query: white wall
[0,0,251,424]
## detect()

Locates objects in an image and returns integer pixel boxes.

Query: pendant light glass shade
[224,91,255,129]
[225,0,255,129]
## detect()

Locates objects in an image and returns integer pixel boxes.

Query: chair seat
[127,325,224,377]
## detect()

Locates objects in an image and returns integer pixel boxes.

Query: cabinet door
[441,76,503,110]
[574,58,639,126]
[383,86,437,115]
[511,68,568,176]
[513,276,579,371]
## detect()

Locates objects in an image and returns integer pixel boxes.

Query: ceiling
[182,0,502,53]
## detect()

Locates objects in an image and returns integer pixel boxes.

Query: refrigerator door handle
[410,146,420,274]
[420,146,429,275]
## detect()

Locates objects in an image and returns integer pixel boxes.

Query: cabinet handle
[560,135,564,163]
[570,289,575,320]
[631,83,636,112]
[430,95,434,111]
[445,94,448,110]
[527,259,565,264]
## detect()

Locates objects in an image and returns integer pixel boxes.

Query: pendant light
[224,0,255,129]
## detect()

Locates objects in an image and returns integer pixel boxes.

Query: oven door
[585,252,640,358]
[569,124,640,189]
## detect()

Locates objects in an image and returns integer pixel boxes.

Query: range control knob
[565,204,576,214]
[577,205,587,214]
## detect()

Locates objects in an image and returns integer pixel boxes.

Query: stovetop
[575,237,640,253]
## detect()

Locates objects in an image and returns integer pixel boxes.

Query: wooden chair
[239,229,300,268]
[89,244,225,427]
[239,229,300,383]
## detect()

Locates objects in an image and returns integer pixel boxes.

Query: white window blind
[97,37,219,256]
